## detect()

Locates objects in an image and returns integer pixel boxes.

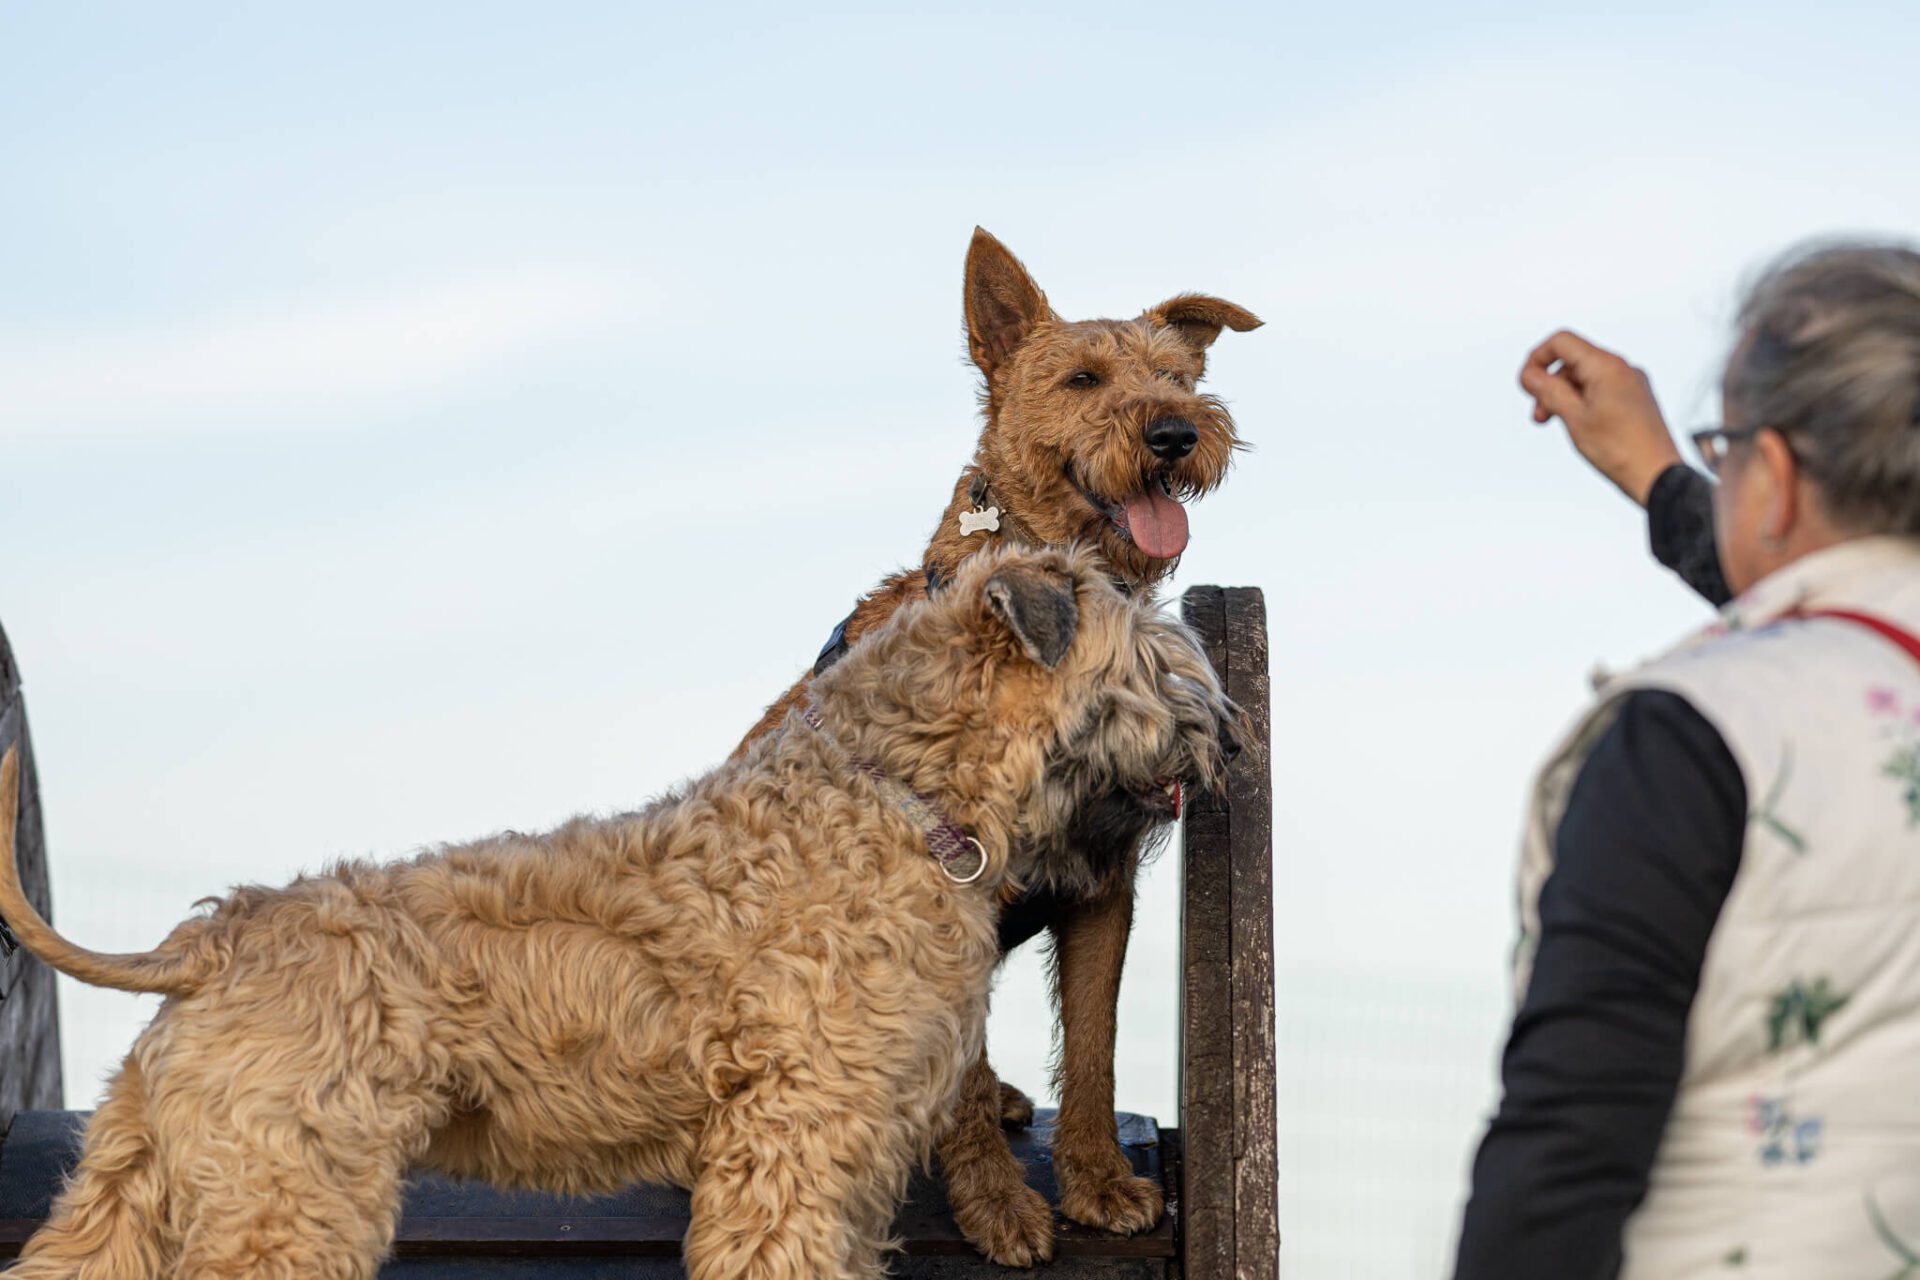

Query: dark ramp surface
[0,1109,1176,1278]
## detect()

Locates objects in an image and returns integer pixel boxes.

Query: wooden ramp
[0,1110,1175,1278]
[0,586,1275,1278]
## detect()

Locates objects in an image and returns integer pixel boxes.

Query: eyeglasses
[1690,425,1766,476]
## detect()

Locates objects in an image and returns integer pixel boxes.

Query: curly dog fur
[0,543,1235,1280]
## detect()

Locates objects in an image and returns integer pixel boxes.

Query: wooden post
[1178,587,1276,1280]
[0,622,63,1125]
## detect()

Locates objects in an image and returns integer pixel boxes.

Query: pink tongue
[1121,487,1190,559]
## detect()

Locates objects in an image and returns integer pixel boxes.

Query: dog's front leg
[1049,875,1164,1234]
[688,1086,900,1280]
[937,1049,1056,1266]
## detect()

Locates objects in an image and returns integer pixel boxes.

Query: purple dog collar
[801,705,987,885]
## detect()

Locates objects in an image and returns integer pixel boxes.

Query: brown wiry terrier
[740,228,1260,1264]
[0,543,1237,1280]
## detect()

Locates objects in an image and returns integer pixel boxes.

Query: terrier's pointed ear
[965,228,1053,379]
[983,567,1079,669]
[1145,294,1263,353]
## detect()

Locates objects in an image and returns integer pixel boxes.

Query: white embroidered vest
[1514,537,1920,1278]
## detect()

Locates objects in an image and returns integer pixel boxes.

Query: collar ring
[941,837,988,885]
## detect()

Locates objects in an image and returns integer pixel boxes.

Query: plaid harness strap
[800,705,988,885]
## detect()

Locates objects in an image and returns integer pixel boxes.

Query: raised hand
[1520,329,1685,506]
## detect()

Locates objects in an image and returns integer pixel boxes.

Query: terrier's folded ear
[1144,294,1263,352]
[983,566,1080,669]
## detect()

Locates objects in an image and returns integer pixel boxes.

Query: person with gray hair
[1454,241,1920,1278]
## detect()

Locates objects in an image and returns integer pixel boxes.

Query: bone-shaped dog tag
[958,505,1001,536]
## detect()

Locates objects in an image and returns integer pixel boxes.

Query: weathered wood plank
[372,1262,1168,1280]
[892,1259,1168,1280]
[1159,1123,1186,1263]
[1178,586,1235,1280]
[1178,586,1279,1280]
[1223,588,1277,1280]
[377,1263,683,1279]
[0,622,63,1125]
[381,1262,1172,1280]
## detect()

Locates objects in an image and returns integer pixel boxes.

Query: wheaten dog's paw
[1058,1162,1165,1236]
[997,1081,1036,1128]
[953,1180,1056,1267]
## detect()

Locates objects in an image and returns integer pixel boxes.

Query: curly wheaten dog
[0,543,1236,1280]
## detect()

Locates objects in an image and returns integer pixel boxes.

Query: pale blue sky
[4,3,1917,1274]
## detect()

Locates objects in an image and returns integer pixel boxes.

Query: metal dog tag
[958,505,1001,536]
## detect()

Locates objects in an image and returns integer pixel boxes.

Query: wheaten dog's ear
[983,567,1079,669]
[965,228,1053,379]
[1144,293,1263,352]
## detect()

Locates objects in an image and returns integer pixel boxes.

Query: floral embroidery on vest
[1867,1187,1920,1277]
[1866,685,1920,826]
[1766,977,1849,1052]
[1748,1094,1823,1167]
[1748,745,1808,854]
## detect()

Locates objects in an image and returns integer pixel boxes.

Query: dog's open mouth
[1064,464,1191,560]
[1133,776,1185,820]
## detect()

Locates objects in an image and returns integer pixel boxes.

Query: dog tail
[0,747,196,995]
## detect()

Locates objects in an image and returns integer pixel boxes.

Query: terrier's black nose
[1145,417,1199,460]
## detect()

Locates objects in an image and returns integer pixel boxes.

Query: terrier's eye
[1066,371,1100,389]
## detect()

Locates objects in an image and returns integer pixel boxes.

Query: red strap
[1793,608,1920,669]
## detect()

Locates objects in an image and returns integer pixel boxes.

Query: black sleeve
[1453,690,1747,1280]
[1646,465,1733,608]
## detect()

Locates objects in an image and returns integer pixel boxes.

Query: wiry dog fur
[740,229,1259,1263]
[0,544,1236,1280]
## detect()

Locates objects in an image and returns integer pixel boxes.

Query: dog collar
[801,704,988,885]
[958,472,1002,538]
